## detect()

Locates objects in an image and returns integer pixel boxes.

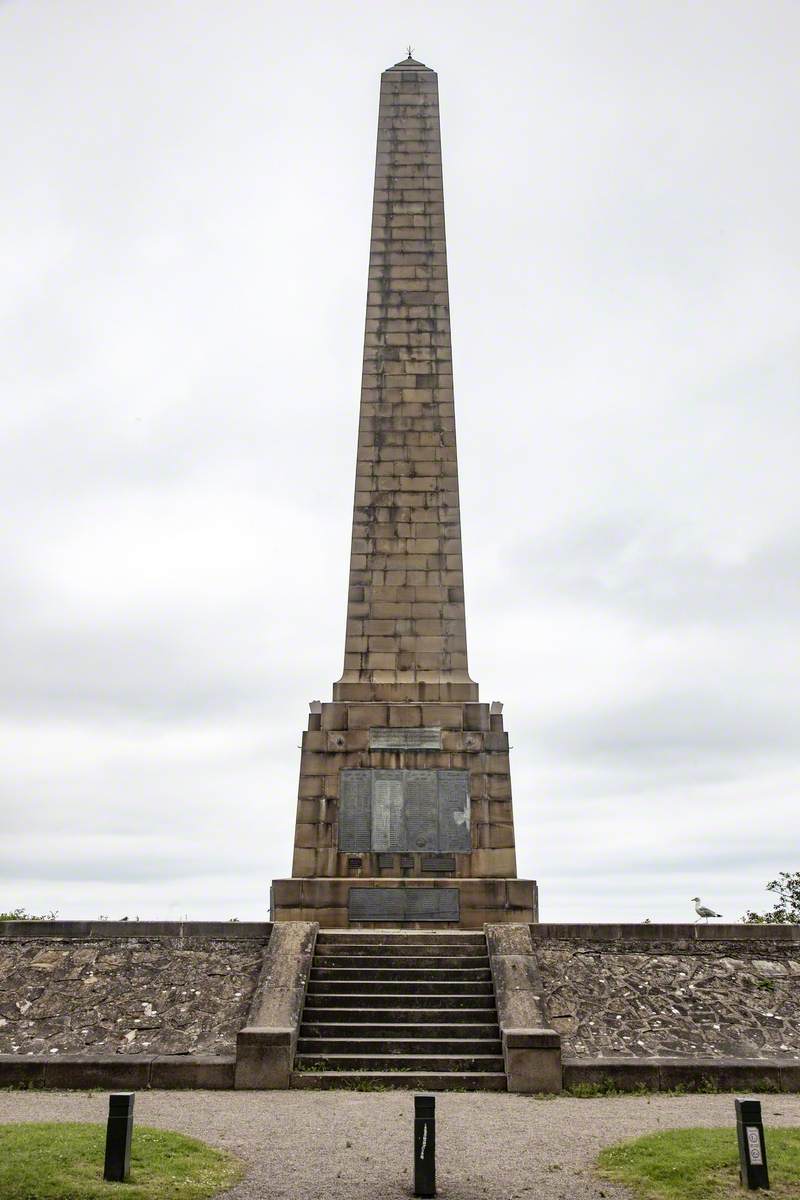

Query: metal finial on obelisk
[406,44,414,59]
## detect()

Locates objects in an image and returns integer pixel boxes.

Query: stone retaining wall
[0,923,270,1059]
[531,924,800,1063]
[2,920,799,1091]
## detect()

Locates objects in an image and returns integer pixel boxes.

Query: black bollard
[735,1098,769,1191]
[103,1092,135,1182]
[414,1094,436,1198]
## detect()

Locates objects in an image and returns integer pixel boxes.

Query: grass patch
[0,1122,245,1199]
[598,1126,800,1199]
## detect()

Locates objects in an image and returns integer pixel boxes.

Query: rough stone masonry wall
[533,928,800,1061]
[0,936,266,1057]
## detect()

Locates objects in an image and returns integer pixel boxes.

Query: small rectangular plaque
[369,727,442,750]
[348,887,460,922]
[746,1128,763,1166]
[421,854,456,872]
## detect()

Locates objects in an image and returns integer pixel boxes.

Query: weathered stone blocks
[234,922,317,1089]
[485,925,562,1092]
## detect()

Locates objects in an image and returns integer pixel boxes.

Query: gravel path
[2,1089,799,1199]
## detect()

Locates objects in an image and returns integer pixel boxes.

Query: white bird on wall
[691,896,722,922]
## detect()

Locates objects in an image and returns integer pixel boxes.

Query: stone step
[298,1022,500,1040]
[301,1006,499,1024]
[313,943,488,958]
[314,954,490,969]
[295,1053,505,1072]
[302,992,493,1009]
[297,1037,502,1055]
[293,927,505,1090]
[307,979,494,996]
[290,1071,507,1092]
[316,933,485,946]
[311,967,492,982]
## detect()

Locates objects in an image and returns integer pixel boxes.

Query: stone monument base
[270,877,538,928]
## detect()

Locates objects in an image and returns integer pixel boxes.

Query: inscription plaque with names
[372,775,404,851]
[348,887,460,922]
[369,727,442,750]
[339,769,470,854]
[404,770,439,852]
[437,770,471,853]
[338,772,372,853]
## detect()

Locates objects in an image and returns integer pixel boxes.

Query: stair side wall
[234,922,318,1089]
[485,924,562,1093]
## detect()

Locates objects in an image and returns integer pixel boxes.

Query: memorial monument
[271,55,537,927]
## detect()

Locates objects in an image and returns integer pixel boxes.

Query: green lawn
[598,1126,800,1199]
[0,1122,245,1199]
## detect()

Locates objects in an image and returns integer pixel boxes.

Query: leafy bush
[742,872,800,924]
[0,908,58,921]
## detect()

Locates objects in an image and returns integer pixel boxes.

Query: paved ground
[2,1089,799,1198]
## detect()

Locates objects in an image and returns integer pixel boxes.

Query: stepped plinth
[271,57,537,928]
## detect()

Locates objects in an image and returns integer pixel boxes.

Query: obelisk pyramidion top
[386,54,431,71]
[333,57,479,704]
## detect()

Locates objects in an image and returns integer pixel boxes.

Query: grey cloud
[1,1,798,922]
[509,522,800,627]
[547,844,792,881]
[531,691,800,763]
[0,846,266,883]
[0,618,273,721]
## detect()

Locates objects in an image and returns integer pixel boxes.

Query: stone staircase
[291,930,506,1090]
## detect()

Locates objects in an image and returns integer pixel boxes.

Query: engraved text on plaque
[339,769,470,853]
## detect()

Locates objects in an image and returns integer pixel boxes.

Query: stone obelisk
[271,56,537,927]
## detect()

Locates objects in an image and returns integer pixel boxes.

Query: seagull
[691,896,722,922]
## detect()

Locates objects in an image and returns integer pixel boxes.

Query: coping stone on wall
[0,1055,47,1088]
[150,1055,236,1089]
[0,1053,235,1090]
[0,921,272,940]
[529,923,800,943]
[563,1057,800,1093]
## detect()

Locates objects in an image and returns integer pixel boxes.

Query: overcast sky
[2,1,798,923]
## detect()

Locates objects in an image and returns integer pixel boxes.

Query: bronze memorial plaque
[404,770,439,852]
[338,771,372,852]
[438,770,471,852]
[348,886,460,922]
[372,773,405,851]
[339,769,471,854]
